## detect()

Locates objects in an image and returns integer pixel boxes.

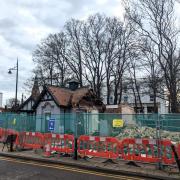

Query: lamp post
[8,58,19,107]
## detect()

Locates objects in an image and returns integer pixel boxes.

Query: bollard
[73,137,78,160]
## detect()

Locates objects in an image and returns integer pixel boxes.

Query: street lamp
[8,58,19,107]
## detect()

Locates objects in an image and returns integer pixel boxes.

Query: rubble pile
[116,126,180,143]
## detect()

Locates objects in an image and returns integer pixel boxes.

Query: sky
[0,0,180,106]
[0,0,124,106]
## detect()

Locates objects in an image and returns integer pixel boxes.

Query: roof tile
[47,86,91,107]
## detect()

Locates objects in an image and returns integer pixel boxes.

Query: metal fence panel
[0,112,180,142]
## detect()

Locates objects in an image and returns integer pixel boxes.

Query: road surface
[0,156,147,180]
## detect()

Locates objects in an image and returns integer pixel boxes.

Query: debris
[116,126,180,143]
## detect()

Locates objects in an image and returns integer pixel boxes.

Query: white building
[0,92,2,107]
[102,79,168,114]
[120,90,168,114]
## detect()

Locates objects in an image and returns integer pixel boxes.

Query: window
[109,96,113,104]
[147,106,158,113]
[46,93,50,99]
[150,95,154,101]
[124,85,127,93]
[124,96,128,103]
[45,112,51,132]
[45,112,51,121]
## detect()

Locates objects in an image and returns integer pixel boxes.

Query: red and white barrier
[0,128,18,143]
[0,128,7,142]
[121,138,160,163]
[1,128,179,165]
[121,138,179,164]
[17,132,44,150]
[78,135,120,159]
[44,133,74,155]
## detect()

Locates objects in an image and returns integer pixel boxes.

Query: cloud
[0,0,179,106]
[0,0,125,105]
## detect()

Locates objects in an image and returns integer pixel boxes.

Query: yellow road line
[0,156,144,180]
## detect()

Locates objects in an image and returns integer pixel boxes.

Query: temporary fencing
[0,128,18,143]
[0,128,179,166]
[121,138,180,164]
[177,144,180,157]
[44,142,52,157]
[1,113,180,136]
[121,138,159,163]
[44,133,74,155]
[6,129,18,135]
[16,132,44,150]
[78,135,120,159]
[0,128,6,141]
[161,140,176,164]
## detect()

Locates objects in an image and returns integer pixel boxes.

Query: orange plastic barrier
[78,135,120,159]
[0,128,19,142]
[0,128,4,137]
[17,132,44,149]
[177,144,180,158]
[44,133,74,154]
[0,128,7,142]
[6,129,18,135]
[121,138,177,164]
[7,129,19,145]
[1,129,179,164]
[161,140,175,164]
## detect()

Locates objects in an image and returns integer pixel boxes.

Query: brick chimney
[31,76,40,100]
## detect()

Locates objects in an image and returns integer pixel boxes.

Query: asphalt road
[0,156,146,180]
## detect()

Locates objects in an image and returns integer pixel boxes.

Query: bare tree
[103,17,117,104]
[112,18,135,105]
[48,33,70,86]
[103,17,124,104]
[81,14,106,99]
[29,13,137,105]
[65,19,84,87]
[33,33,70,87]
[33,36,56,86]
[140,39,164,112]
[125,0,180,112]
[128,52,144,113]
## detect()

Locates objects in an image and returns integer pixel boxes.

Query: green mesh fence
[0,113,180,142]
[0,113,36,132]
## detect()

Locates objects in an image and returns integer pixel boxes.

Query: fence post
[10,134,14,152]
[73,111,79,160]
[155,113,163,170]
[171,144,180,172]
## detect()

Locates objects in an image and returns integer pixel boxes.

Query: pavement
[0,144,179,180]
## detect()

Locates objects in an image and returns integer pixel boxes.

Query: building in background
[6,98,20,108]
[33,80,105,133]
[18,76,40,114]
[18,79,105,134]
[102,78,168,114]
[120,89,168,114]
[0,92,2,107]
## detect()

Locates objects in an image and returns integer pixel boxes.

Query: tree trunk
[153,90,158,113]
[118,78,123,104]
[170,87,178,113]
[113,85,118,105]
[106,79,110,105]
